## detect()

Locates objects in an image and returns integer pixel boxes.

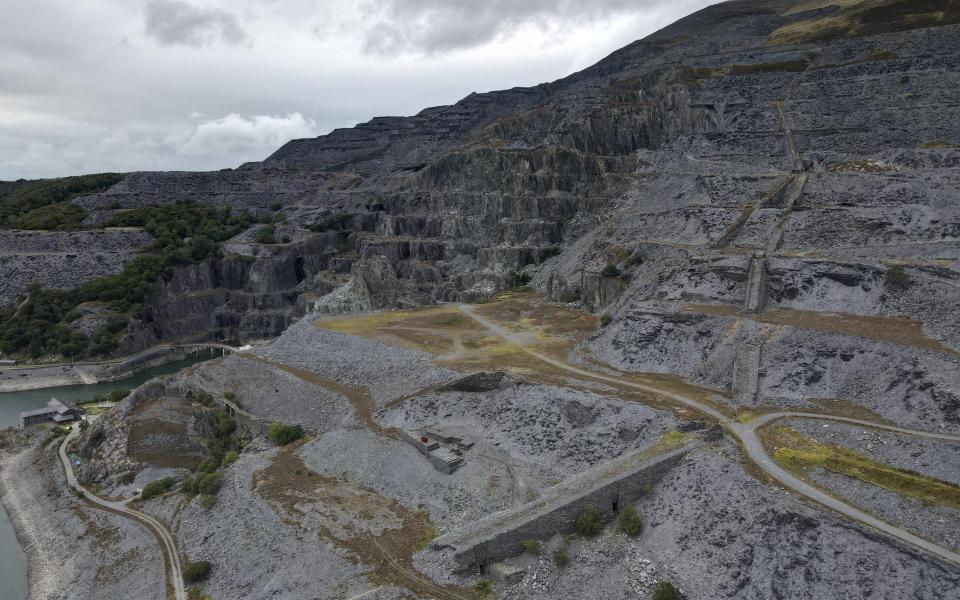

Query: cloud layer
[361,0,642,55]
[0,0,714,179]
[144,0,249,47]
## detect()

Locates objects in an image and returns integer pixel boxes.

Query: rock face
[58,2,960,367]
[0,229,152,307]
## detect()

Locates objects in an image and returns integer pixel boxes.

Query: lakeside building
[19,399,81,429]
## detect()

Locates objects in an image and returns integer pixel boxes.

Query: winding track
[455,303,960,567]
[58,426,187,600]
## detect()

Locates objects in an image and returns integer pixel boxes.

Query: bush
[600,314,612,327]
[281,234,291,244]
[196,473,222,496]
[514,271,532,286]
[141,477,176,500]
[521,539,541,554]
[222,451,239,467]
[223,391,236,402]
[652,581,683,600]
[473,579,493,596]
[553,548,569,567]
[885,265,909,290]
[618,505,643,536]
[601,264,621,278]
[575,504,605,538]
[270,202,283,211]
[268,422,304,446]
[255,224,276,244]
[199,494,217,509]
[194,390,213,407]
[184,560,211,582]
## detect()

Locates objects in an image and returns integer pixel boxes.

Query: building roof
[19,398,79,420]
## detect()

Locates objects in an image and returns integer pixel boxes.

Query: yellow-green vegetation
[414,521,438,551]
[141,476,176,500]
[267,422,305,445]
[180,406,240,508]
[473,579,493,596]
[643,430,690,457]
[921,141,959,149]
[521,538,541,554]
[652,581,683,600]
[553,548,569,567]
[575,504,605,538]
[618,505,643,536]
[765,426,960,510]
[769,0,960,46]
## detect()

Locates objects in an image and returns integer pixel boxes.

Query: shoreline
[0,434,62,600]
[0,346,212,393]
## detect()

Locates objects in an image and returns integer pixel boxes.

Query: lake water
[0,348,218,600]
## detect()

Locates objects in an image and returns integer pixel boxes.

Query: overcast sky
[0,0,715,180]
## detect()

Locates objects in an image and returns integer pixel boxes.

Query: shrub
[180,476,196,495]
[473,579,493,596]
[601,264,621,278]
[141,477,176,500]
[223,391,236,402]
[215,410,235,438]
[281,234,291,244]
[553,548,569,567]
[105,389,130,402]
[618,505,643,536]
[268,422,304,446]
[600,314,612,327]
[222,451,239,467]
[184,560,211,582]
[255,224,276,244]
[199,494,217,509]
[575,504,604,538]
[652,581,683,600]
[514,271,532,286]
[270,202,283,211]
[885,265,909,290]
[521,539,541,555]
[195,390,213,407]
[196,473,222,496]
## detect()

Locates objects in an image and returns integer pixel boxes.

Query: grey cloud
[144,0,249,47]
[361,0,647,55]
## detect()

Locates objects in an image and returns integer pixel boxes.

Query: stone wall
[434,443,695,571]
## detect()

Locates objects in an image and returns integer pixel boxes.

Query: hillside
[2,0,960,598]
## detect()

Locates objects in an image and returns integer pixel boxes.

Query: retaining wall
[434,442,695,571]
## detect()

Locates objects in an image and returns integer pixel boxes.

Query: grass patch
[769,0,960,45]
[764,426,960,510]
